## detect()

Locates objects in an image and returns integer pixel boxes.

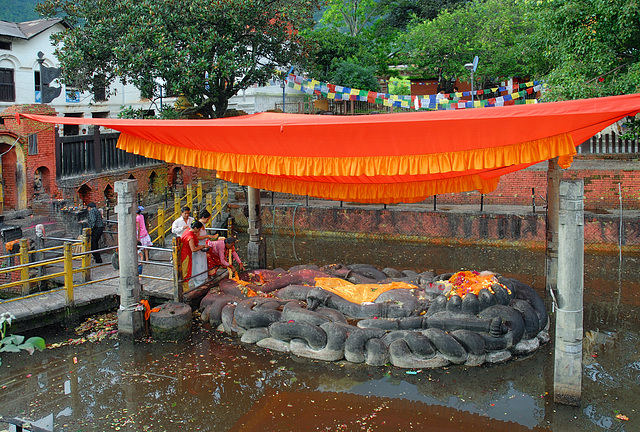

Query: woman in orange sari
[180,220,208,291]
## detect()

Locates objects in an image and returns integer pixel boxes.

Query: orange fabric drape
[19,93,640,203]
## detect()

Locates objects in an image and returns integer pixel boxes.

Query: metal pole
[554,179,584,406]
[282,81,286,113]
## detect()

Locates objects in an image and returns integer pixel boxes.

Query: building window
[28,134,38,155]
[94,75,107,102]
[0,41,11,50]
[0,68,15,102]
[94,85,107,102]
[63,113,82,136]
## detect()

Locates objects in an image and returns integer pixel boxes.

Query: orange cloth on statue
[314,277,417,304]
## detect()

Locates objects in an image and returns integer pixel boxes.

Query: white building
[0,18,307,134]
[0,18,159,135]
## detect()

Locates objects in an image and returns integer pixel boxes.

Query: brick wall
[1,104,219,211]
[434,158,640,210]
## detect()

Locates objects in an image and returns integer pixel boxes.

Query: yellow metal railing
[0,180,230,306]
[148,180,229,246]
[0,229,117,305]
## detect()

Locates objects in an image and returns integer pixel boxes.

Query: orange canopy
[20,93,640,203]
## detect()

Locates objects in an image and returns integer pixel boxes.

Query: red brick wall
[1,105,59,208]
[0,134,20,209]
[434,159,640,210]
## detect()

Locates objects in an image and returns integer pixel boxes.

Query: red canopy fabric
[20,93,640,203]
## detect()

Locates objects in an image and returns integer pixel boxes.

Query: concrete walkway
[0,246,178,333]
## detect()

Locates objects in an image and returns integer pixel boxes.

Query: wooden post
[546,157,561,294]
[63,242,74,305]
[554,179,584,406]
[92,127,102,173]
[81,228,91,282]
[157,204,165,247]
[19,239,30,295]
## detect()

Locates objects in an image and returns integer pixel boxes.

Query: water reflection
[0,235,639,431]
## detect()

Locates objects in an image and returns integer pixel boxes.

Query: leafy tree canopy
[302,27,393,82]
[36,0,320,118]
[0,0,41,22]
[376,0,469,34]
[531,0,640,101]
[330,60,380,91]
[320,0,386,37]
[402,0,541,90]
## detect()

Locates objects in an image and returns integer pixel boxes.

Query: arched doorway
[104,184,115,208]
[171,167,184,192]
[33,166,51,196]
[149,170,159,194]
[0,134,27,211]
[77,183,92,206]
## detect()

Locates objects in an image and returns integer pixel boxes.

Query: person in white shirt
[171,206,194,238]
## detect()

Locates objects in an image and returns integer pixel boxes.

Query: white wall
[0,22,150,120]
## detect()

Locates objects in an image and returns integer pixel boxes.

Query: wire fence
[233,186,640,254]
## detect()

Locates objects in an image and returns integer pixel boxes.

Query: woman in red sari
[180,220,208,291]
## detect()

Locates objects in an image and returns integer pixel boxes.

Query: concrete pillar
[115,179,145,339]
[246,186,267,269]
[546,157,561,293]
[553,179,584,406]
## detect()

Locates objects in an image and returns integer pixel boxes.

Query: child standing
[136,206,152,261]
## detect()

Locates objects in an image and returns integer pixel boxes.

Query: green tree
[37,0,320,118]
[321,0,386,36]
[330,60,380,91]
[402,0,542,90]
[377,0,469,33]
[302,28,392,82]
[0,0,41,22]
[531,0,640,101]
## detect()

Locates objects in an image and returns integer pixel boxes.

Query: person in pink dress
[136,206,152,261]
[206,236,245,277]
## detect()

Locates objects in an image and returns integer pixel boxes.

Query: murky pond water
[1,234,639,431]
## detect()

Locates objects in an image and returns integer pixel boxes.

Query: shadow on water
[1,234,639,431]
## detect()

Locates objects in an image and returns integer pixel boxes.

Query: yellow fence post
[197,180,203,210]
[157,204,165,247]
[206,193,214,227]
[223,182,228,207]
[64,242,74,305]
[82,228,91,282]
[172,237,183,302]
[19,238,30,295]
[215,183,222,223]
[187,184,194,213]
[174,191,181,217]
